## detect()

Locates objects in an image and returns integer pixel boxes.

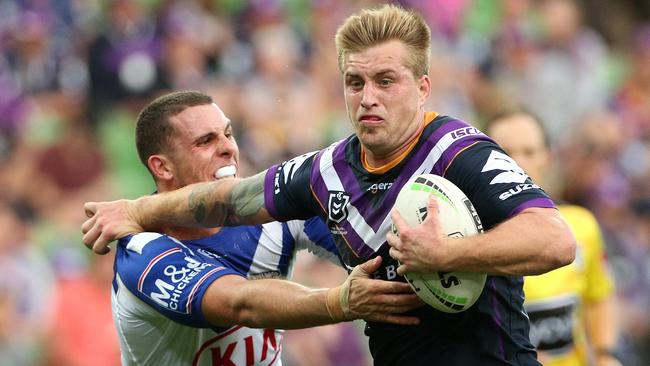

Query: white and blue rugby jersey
[264,114,554,366]
[112,217,341,366]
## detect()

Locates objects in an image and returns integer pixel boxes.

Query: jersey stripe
[249,222,284,275]
[317,145,388,252]
[186,266,226,314]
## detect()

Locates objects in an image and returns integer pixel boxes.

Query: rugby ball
[391,174,486,313]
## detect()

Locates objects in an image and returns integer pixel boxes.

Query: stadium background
[0,0,649,365]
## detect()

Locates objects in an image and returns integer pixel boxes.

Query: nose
[360,83,379,109]
[216,134,237,158]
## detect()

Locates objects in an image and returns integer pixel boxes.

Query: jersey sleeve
[288,217,345,268]
[264,151,322,221]
[444,141,556,229]
[115,233,242,328]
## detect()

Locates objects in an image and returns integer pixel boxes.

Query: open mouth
[359,115,384,125]
[214,165,236,180]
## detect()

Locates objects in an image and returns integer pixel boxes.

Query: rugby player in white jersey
[83,6,576,365]
[108,91,421,365]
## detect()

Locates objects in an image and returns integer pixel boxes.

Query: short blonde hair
[335,4,431,77]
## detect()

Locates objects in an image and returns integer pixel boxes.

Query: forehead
[170,103,230,138]
[343,40,411,76]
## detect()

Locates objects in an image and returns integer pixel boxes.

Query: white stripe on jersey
[248,222,284,276]
[317,128,473,251]
[127,232,163,254]
[319,145,393,251]
[413,128,478,177]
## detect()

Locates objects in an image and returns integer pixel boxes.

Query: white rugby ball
[392,174,486,313]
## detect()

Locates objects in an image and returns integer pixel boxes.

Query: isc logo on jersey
[481,150,540,200]
[392,174,486,313]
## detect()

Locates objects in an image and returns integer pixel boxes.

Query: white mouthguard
[215,165,236,179]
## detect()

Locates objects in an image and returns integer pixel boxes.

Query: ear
[418,74,431,106]
[148,154,174,182]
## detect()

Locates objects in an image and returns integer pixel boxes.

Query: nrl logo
[328,191,351,223]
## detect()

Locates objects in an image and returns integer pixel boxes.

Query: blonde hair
[335,4,431,77]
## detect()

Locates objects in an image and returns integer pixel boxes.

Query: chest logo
[328,191,351,223]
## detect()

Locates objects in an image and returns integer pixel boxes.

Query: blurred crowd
[1,0,649,365]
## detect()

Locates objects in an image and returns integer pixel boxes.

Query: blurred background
[0,0,649,365]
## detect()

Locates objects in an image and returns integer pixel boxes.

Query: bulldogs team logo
[328,191,351,223]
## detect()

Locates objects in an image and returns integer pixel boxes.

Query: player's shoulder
[118,232,183,256]
[115,232,190,280]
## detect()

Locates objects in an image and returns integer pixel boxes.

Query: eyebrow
[193,121,233,144]
[344,69,397,78]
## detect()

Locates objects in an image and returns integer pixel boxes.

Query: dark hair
[135,90,213,171]
[485,108,551,148]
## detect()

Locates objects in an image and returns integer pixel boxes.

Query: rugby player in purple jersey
[83,5,576,365]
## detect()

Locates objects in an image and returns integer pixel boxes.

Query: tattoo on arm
[186,171,267,227]
[229,171,266,224]
[188,183,231,227]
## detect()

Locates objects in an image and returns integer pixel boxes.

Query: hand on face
[81,199,144,254]
[386,197,450,275]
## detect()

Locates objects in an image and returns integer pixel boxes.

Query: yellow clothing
[524,205,615,366]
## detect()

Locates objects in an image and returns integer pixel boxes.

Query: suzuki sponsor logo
[498,183,541,200]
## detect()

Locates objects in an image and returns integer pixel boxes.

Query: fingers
[81,214,95,235]
[84,202,97,218]
[354,256,382,276]
[82,223,112,254]
[82,219,100,249]
[396,263,408,276]
[422,195,439,227]
[93,233,113,255]
[390,208,408,235]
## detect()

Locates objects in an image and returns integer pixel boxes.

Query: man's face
[164,103,239,189]
[342,40,429,158]
[488,114,549,183]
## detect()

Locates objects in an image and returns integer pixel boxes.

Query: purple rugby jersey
[263,114,554,366]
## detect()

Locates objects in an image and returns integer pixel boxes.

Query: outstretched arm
[82,172,272,254]
[202,257,422,328]
[387,197,576,276]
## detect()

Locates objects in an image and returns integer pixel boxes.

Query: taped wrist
[326,279,352,322]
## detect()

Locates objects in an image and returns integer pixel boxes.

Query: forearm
[201,258,422,329]
[203,277,339,329]
[230,280,337,329]
[448,208,576,276]
[135,172,270,230]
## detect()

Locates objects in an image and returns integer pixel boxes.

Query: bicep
[200,274,250,327]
